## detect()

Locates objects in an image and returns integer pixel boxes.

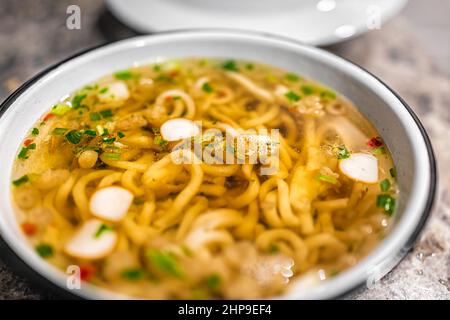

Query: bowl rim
[0,29,437,300]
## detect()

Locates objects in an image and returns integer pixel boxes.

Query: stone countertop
[0,0,448,300]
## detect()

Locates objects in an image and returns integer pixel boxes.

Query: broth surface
[11,58,398,299]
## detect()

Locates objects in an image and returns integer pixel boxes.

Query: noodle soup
[11,58,398,299]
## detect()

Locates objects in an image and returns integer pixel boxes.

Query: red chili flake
[21,222,37,236]
[165,96,173,102]
[23,139,33,147]
[169,70,179,77]
[80,265,96,281]
[217,90,226,98]
[367,137,383,148]
[43,113,55,121]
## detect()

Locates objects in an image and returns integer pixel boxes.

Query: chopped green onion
[316,173,337,184]
[285,73,300,82]
[65,130,83,144]
[52,128,68,135]
[102,153,121,160]
[191,289,210,300]
[12,175,29,187]
[114,70,133,80]
[18,147,30,159]
[83,84,98,91]
[51,103,72,116]
[376,194,396,216]
[102,136,116,144]
[266,74,277,83]
[205,274,222,291]
[84,129,97,137]
[121,268,146,281]
[245,63,254,70]
[320,90,337,100]
[99,109,113,119]
[162,60,180,72]
[153,64,161,72]
[155,74,173,82]
[337,145,350,159]
[373,146,386,155]
[181,245,193,257]
[118,132,125,139]
[31,128,39,136]
[300,85,315,96]
[221,60,239,72]
[285,91,301,102]
[201,82,214,93]
[380,179,391,192]
[329,269,340,277]
[36,244,54,258]
[147,249,183,278]
[71,94,87,109]
[268,243,279,254]
[133,197,145,205]
[94,223,113,238]
[99,87,108,94]
[89,112,102,121]
[17,143,36,161]
[154,135,168,149]
[390,167,397,178]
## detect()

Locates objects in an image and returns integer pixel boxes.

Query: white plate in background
[105,0,408,46]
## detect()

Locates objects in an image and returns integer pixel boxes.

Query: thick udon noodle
[11,59,398,299]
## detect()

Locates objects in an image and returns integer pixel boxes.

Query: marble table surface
[0,0,448,299]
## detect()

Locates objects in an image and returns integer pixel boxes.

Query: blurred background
[0,0,448,299]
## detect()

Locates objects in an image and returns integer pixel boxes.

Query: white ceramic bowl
[106,0,409,46]
[0,30,436,299]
